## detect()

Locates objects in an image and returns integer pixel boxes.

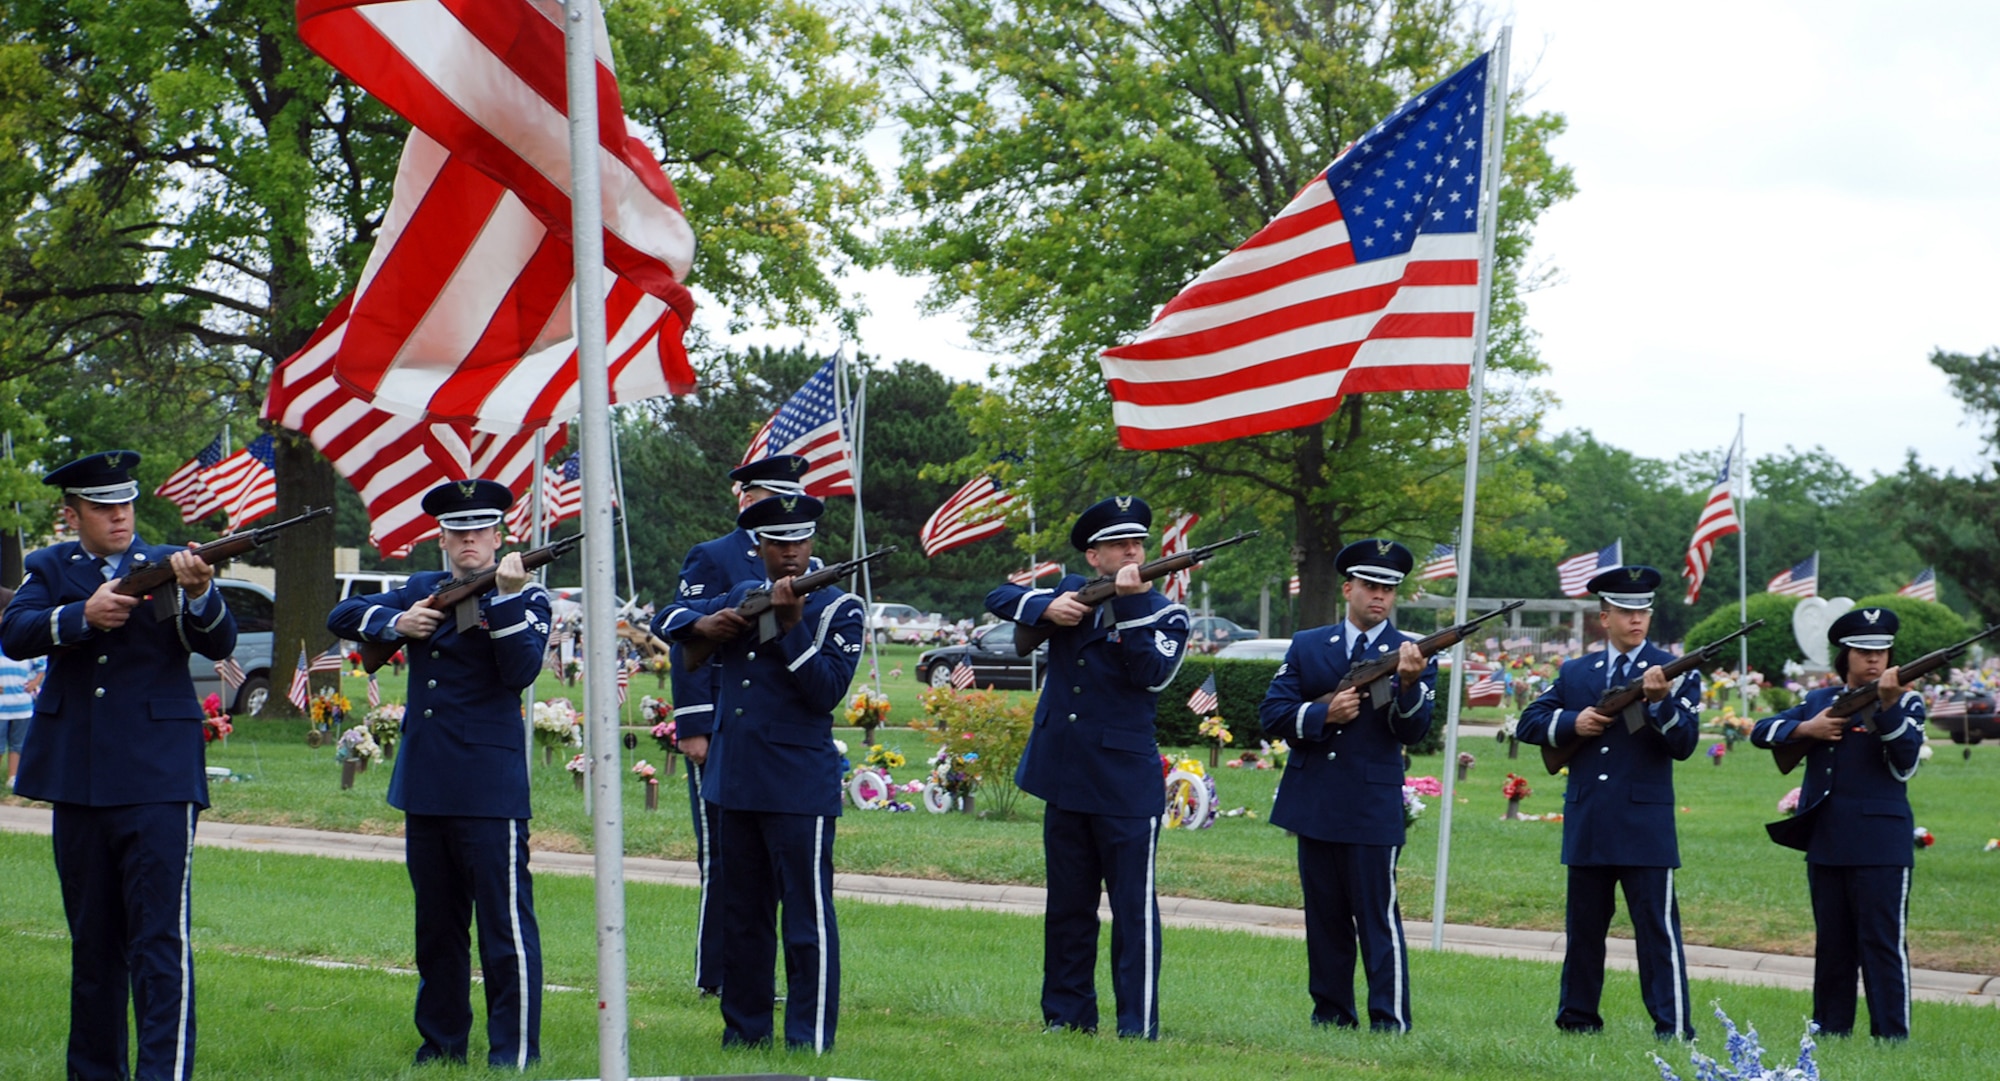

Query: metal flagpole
[1430,26,1511,952]
[562,2,628,1077]
[610,418,640,613]
[526,431,545,777]
[846,361,885,691]
[1735,415,1750,706]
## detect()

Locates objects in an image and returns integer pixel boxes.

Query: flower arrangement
[1985,839,1999,853]
[863,744,906,771]
[646,653,670,685]
[927,744,979,800]
[632,760,657,782]
[566,753,588,774]
[1776,787,1802,816]
[650,719,677,753]
[1708,742,1727,764]
[364,702,404,758]
[1406,775,1442,798]
[640,695,672,725]
[1401,784,1427,826]
[532,698,583,748]
[914,686,1033,816]
[1502,773,1532,801]
[1650,1006,1818,1081]
[1197,717,1233,745]
[201,693,233,744]
[1914,826,1935,850]
[1457,751,1475,768]
[334,724,381,763]
[845,688,891,732]
[308,687,351,727]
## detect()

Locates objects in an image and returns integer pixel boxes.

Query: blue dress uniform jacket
[1752,685,1923,867]
[1517,644,1700,867]
[1259,621,1436,846]
[4,538,238,807]
[328,573,551,818]
[651,528,768,739]
[987,576,1191,817]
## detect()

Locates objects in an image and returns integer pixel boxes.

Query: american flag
[1098,52,1493,450]
[1007,560,1064,586]
[740,358,854,497]
[1415,543,1457,581]
[616,659,631,704]
[1186,673,1219,715]
[1288,575,1301,597]
[1467,668,1503,701]
[1556,540,1622,599]
[1681,442,1742,604]
[919,475,1016,557]
[950,658,976,690]
[1767,553,1819,598]
[1158,512,1201,602]
[295,0,695,432]
[202,435,279,531]
[215,657,247,695]
[263,297,570,559]
[504,453,586,541]
[308,644,346,673]
[366,674,382,708]
[154,434,228,524]
[1898,567,1938,603]
[288,648,313,712]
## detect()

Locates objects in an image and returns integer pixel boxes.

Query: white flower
[833,739,848,755]
[1918,744,1934,761]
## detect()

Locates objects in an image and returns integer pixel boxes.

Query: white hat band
[67,481,140,504]
[1347,567,1406,586]
[1838,633,1894,650]
[751,522,817,542]
[1086,523,1149,545]
[746,478,809,496]
[436,509,506,531]
[1599,591,1655,609]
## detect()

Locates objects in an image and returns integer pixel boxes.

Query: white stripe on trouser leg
[1143,816,1158,1036]
[1897,867,1911,1033]
[173,803,195,1081]
[1665,869,1684,1037]
[508,820,529,1068]
[1387,846,1406,1031]
[812,815,828,1053]
[693,764,710,985]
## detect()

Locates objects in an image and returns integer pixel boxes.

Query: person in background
[0,585,49,788]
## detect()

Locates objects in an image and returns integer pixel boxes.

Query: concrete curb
[3,804,1993,1009]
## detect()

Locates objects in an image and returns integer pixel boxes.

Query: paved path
[4,805,1994,1009]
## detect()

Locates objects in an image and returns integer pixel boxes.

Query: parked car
[1213,638,1292,661]
[868,602,951,645]
[335,570,410,601]
[1188,615,1260,651]
[916,622,1048,690]
[1929,691,1998,743]
[186,578,277,716]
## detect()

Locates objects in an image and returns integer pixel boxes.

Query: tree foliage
[1883,347,2000,621]
[880,0,1575,626]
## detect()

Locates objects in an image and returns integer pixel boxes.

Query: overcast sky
[718,0,2000,481]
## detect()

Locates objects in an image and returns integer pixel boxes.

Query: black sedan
[1929,691,1999,743]
[916,622,1048,690]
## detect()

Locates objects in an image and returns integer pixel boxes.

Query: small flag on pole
[1681,442,1742,604]
[1556,540,1622,598]
[1766,553,1819,598]
[1287,575,1301,597]
[1186,673,1219,716]
[288,648,312,711]
[154,434,228,524]
[1897,567,1937,602]
[366,674,382,708]
[1468,669,1502,700]
[616,661,631,704]
[215,657,247,695]
[1415,543,1457,582]
[950,658,976,690]
[308,644,346,673]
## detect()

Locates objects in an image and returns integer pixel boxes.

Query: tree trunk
[270,431,340,717]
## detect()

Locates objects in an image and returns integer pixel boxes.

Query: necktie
[1350,632,1371,667]
[1612,654,1631,692]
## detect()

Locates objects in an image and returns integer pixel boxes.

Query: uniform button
[1071,686,1082,694]
[734,708,744,716]
[1326,751,1337,760]
[95,687,105,697]
[1067,713,1077,722]
[747,651,757,660]
[431,650,441,659]
[741,679,751,688]
[426,679,437,689]
[1597,773,1608,781]
[1076,658,1086,667]
[423,709,433,718]
[97,655,108,665]
[1599,746,1610,755]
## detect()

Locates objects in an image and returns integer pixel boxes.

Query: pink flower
[1406,776,1442,797]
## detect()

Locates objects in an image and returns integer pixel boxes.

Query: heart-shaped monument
[1791,596,1855,668]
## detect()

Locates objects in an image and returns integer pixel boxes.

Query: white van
[336,571,411,601]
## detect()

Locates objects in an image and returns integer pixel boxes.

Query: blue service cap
[1069,496,1151,552]
[1829,606,1898,651]
[739,493,824,543]
[1588,565,1662,610]
[421,479,514,531]
[44,450,143,504]
[1336,538,1414,586]
[730,455,812,497]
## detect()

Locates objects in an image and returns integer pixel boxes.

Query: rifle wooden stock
[1770,622,2000,774]
[1012,530,1259,657]
[114,506,333,621]
[677,547,897,671]
[1336,601,1525,712]
[1540,620,1765,775]
[358,533,585,673]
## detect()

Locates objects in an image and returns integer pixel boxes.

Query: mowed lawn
[1,833,1996,1081]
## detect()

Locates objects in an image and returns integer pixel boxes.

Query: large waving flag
[1100,53,1491,450]
[1898,567,1938,603]
[1681,441,1742,604]
[296,0,695,431]
[739,358,854,497]
[919,475,1017,557]
[154,434,229,524]
[1767,553,1819,598]
[1556,540,1621,599]
[1415,543,1458,582]
[1158,512,1200,602]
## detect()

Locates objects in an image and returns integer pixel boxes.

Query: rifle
[1541,620,1766,775]
[1336,600,1525,711]
[1013,531,1260,656]
[115,506,334,621]
[678,546,898,670]
[358,532,585,673]
[1770,622,2000,774]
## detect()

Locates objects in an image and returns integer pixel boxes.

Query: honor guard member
[665,493,863,1053]
[327,480,552,1068]
[986,496,1191,1040]
[1517,565,1699,1041]
[1751,606,1923,1040]
[2,450,237,1081]
[1258,539,1436,1032]
[648,453,813,995]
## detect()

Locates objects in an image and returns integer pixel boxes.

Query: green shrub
[1686,593,1803,676]
[1850,594,1974,664]
[913,686,1035,817]
[1151,653,1285,748]
[1154,655,1216,746]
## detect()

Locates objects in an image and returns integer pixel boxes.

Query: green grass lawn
[1,832,1994,1081]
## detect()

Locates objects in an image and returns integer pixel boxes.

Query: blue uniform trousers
[52,801,199,1081]
[1298,837,1411,1031]
[717,809,839,1053]
[403,814,542,1068]
[1558,865,1692,1039]
[1040,806,1162,1039]
[685,759,725,993]
[1808,863,1911,1039]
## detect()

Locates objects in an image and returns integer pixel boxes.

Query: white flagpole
[609,417,641,613]
[525,430,545,777]
[845,360,885,690]
[562,2,628,1077]
[1430,26,1511,953]
[1735,415,1750,702]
